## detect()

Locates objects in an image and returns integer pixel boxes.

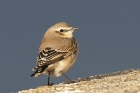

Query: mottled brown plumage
[30,22,79,85]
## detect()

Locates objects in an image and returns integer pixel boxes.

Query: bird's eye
[60,29,64,32]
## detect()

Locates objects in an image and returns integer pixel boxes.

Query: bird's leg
[61,71,72,83]
[48,72,50,85]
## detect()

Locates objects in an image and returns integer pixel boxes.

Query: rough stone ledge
[19,69,140,93]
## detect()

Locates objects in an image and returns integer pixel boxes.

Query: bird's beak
[71,27,79,31]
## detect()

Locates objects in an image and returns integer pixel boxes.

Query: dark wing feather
[30,43,78,77]
[34,47,67,70]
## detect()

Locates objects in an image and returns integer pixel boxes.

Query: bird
[30,22,79,85]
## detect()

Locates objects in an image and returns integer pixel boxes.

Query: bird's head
[46,22,79,38]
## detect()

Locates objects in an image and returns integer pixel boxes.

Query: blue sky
[0,1,140,93]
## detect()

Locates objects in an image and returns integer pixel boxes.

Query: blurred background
[0,1,140,93]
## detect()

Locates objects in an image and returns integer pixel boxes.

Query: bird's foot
[47,83,54,86]
[66,80,76,84]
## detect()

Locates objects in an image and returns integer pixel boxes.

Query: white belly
[43,52,78,77]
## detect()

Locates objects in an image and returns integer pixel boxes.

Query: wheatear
[30,22,79,85]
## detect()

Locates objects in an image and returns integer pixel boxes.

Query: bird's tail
[30,66,48,77]
[30,68,42,77]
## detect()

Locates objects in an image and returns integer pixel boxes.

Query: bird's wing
[33,45,78,70]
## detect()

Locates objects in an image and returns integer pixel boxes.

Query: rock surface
[19,69,140,93]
